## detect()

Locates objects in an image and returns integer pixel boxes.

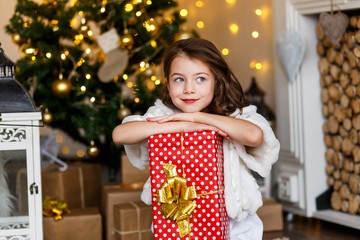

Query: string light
[61,146,70,155]
[125,3,134,12]
[180,9,188,17]
[143,18,156,32]
[229,23,239,34]
[196,21,204,29]
[225,0,236,5]
[221,48,230,56]
[249,60,263,70]
[252,31,259,38]
[25,47,36,55]
[100,0,107,13]
[195,1,204,7]
[255,9,263,16]
[76,149,85,158]
[255,62,262,70]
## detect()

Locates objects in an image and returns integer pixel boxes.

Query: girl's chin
[177,106,203,113]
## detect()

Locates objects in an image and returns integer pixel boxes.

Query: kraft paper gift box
[148,130,230,240]
[41,162,102,209]
[102,184,143,240]
[121,153,150,184]
[43,207,102,240]
[113,201,153,240]
[257,198,284,232]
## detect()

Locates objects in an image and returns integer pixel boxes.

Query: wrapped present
[102,184,143,240]
[43,207,102,240]
[121,153,150,184]
[257,198,283,232]
[148,131,230,240]
[113,201,153,240]
[41,162,102,209]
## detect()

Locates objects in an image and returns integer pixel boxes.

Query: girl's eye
[174,77,184,82]
[196,76,206,82]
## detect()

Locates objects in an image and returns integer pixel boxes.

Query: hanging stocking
[97,28,129,83]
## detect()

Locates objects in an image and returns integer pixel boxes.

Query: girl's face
[168,54,215,113]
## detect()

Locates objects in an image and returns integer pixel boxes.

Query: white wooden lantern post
[0,45,43,239]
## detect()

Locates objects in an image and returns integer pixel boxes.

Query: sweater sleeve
[121,99,177,170]
[234,105,280,177]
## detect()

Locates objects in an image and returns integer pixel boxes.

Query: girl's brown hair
[161,37,250,115]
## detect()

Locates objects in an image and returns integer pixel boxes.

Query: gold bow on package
[156,164,197,238]
[42,195,70,221]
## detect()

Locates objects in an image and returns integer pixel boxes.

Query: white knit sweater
[122,99,280,221]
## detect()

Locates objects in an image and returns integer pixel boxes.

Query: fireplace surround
[272,0,360,229]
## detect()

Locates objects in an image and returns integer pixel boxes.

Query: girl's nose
[184,81,195,93]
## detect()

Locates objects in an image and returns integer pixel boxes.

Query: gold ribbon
[156,163,197,238]
[42,195,70,221]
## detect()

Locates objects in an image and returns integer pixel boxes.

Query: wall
[0,1,18,60]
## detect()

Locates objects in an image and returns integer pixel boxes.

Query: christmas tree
[5,0,195,181]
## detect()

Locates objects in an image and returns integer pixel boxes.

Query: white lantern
[0,45,43,239]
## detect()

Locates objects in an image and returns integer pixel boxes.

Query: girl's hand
[147,113,195,123]
[147,114,229,139]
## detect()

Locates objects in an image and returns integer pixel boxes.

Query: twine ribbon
[113,201,151,237]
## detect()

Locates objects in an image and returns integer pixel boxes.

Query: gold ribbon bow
[42,195,70,221]
[157,163,197,238]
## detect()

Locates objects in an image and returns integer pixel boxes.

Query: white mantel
[272,0,360,230]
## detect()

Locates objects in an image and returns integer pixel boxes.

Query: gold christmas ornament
[119,31,134,50]
[51,76,72,95]
[87,140,100,158]
[117,105,131,120]
[42,108,53,124]
[12,33,23,44]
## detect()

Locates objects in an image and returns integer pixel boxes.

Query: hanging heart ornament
[319,11,348,46]
[276,31,305,81]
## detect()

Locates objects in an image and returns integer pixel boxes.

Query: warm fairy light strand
[183,1,266,71]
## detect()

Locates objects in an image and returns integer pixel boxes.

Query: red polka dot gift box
[148,130,230,240]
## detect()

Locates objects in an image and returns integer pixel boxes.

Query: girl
[112,38,280,239]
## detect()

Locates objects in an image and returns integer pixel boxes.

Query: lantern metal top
[0,43,37,113]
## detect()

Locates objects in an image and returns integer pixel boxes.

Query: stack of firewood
[317,16,360,215]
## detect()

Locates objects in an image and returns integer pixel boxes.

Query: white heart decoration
[276,31,306,82]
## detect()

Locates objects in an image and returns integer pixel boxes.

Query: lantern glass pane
[0,150,29,229]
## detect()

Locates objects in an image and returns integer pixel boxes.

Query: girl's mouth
[182,99,198,104]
